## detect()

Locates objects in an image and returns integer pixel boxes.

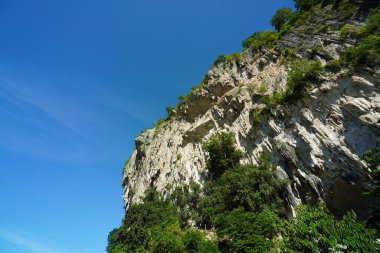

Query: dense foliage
[344,7,380,66]
[285,59,322,100]
[242,30,278,51]
[216,208,283,253]
[107,189,219,253]
[294,0,321,11]
[363,141,380,195]
[203,132,243,179]
[271,8,294,31]
[283,205,379,252]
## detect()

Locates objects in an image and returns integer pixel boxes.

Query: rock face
[122,5,380,219]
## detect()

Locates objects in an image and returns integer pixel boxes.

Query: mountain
[109,1,380,252]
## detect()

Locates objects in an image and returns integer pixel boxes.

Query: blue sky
[0,0,294,252]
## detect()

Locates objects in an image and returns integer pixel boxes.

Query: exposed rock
[122,4,380,219]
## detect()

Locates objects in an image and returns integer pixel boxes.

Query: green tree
[169,182,202,228]
[216,162,288,214]
[271,8,293,31]
[285,59,322,100]
[203,132,243,179]
[216,208,283,253]
[363,146,380,195]
[148,225,186,253]
[107,189,179,252]
[283,205,379,252]
[183,229,220,253]
[199,156,288,228]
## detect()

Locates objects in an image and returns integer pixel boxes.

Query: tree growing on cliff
[203,132,243,179]
[271,7,294,31]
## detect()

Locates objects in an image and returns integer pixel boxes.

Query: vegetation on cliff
[108,132,379,252]
[110,1,380,252]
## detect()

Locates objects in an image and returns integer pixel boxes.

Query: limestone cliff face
[122,5,380,219]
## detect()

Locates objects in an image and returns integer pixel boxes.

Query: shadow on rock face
[325,177,380,220]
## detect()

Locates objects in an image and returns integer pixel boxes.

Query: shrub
[242,30,278,50]
[183,229,220,253]
[169,182,202,228]
[216,208,283,253]
[261,91,287,108]
[216,162,288,214]
[362,140,380,195]
[309,45,323,57]
[280,47,295,61]
[324,58,342,72]
[203,132,243,179]
[107,188,217,253]
[343,8,380,66]
[271,7,294,31]
[251,107,263,126]
[257,83,268,94]
[339,24,361,39]
[285,59,322,100]
[293,0,320,11]
[107,189,179,253]
[337,0,357,21]
[148,225,185,253]
[154,117,166,129]
[213,54,227,66]
[283,205,379,252]
[166,106,175,118]
[212,52,243,67]
[345,35,380,66]
[154,117,166,137]
[225,52,243,63]
[363,7,380,36]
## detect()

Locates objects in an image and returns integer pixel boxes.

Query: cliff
[122,1,380,220]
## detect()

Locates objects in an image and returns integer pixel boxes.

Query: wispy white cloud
[0,68,151,163]
[0,228,68,253]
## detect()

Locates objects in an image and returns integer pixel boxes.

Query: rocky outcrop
[122,5,380,219]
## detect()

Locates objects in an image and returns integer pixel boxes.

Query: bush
[216,162,288,214]
[339,24,361,39]
[283,205,379,252]
[337,0,357,21]
[216,208,283,253]
[261,91,287,108]
[148,225,185,253]
[212,52,243,67]
[166,106,175,118]
[183,229,220,253]
[169,182,202,228]
[285,59,322,100]
[343,8,380,66]
[362,140,380,195]
[363,7,380,36]
[271,7,294,31]
[309,45,323,57]
[345,35,380,66]
[107,189,218,253]
[251,107,263,126]
[293,0,320,11]
[203,132,243,179]
[199,156,288,228]
[324,58,342,72]
[242,30,278,50]
[213,54,227,66]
